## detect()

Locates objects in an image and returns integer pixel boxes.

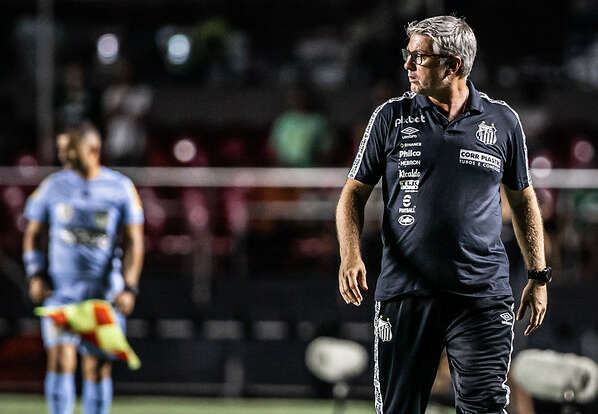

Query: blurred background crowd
[0,0,598,413]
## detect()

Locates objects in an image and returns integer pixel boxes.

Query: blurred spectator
[269,85,335,167]
[102,60,152,166]
[55,62,94,130]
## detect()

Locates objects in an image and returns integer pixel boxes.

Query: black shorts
[374,294,514,414]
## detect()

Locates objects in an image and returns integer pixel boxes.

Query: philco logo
[402,194,412,207]
[399,169,421,178]
[398,215,415,226]
[399,149,421,158]
[395,115,427,127]
[400,179,419,192]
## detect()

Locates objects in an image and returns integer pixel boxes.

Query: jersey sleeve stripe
[348,93,414,180]
[479,92,532,185]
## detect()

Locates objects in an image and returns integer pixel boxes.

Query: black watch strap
[528,266,552,284]
[124,285,139,296]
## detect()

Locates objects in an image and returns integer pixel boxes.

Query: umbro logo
[500,312,513,321]
[500,312,513,326]
[401,127,419,135]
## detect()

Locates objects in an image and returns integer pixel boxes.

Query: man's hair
[406,16,477,78]
[67,121,101,145]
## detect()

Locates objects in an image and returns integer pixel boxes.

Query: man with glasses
[336,15,549,414]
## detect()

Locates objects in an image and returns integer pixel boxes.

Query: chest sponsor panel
[459,149,502,173]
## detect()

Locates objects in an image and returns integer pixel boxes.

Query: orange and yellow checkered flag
[34,299,141,370]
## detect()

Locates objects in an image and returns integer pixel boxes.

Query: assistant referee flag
[35,299,140,370]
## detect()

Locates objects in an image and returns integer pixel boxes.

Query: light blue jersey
[25,167,144,304]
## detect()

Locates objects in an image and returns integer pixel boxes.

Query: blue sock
[82,378,113,414]
[45,372,75,414]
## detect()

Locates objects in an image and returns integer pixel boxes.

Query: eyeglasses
[401,48,448,65]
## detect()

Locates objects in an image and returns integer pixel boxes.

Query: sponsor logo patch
[395,115,427,128]
[399,149,421,158]
[400,142,422,148]
[402,194,412,207]
[398,214,415,226]
[399,169,421,179]
[399,159,421,167]
[400,179,419,193]
[459,149,502,173]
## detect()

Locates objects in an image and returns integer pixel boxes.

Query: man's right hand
[338,257,368,306]
[29,276,52,305]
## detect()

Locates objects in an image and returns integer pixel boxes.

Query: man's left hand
[516,280,548,336]
[113,291,136,315]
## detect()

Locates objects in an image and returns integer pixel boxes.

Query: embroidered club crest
[476,121,497,145]
[56,203,74,223]
[376,316,393,342]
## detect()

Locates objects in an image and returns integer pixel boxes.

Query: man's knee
[82,355,112,381]
[47,345,77,373]
[454,375,509,414]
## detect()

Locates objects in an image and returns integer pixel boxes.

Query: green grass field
[0,395,373,414]
[0,394,456,413]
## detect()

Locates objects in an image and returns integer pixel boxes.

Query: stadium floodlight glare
[173,139,197,163]
[97,33,119,64]
[573,139,595,164]
[167,34,191,65]
[531,155,553,179]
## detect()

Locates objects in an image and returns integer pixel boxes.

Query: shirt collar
[414,79,484,114]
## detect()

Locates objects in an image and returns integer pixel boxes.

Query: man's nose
[403,56,415,71]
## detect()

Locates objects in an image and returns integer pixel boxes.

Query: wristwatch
[124,284,139,296]
[528,267,552,284]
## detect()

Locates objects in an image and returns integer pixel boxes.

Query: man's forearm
[336,187,366,260]
[122,243,143,287]
[510,190,546,271]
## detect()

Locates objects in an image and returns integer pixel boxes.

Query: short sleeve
[348,102,390,185]
[502,113,532,191]
[121,179,144,224]
[24,178,52,222]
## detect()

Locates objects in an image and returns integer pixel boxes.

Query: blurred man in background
[22,123,144,414]
[336,15,549,414]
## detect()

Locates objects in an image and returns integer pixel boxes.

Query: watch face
[529,267,551,283]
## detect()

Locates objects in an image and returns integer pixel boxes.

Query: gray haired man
[336,15,549,414]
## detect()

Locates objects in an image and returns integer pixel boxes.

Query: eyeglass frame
[401,48,449,66]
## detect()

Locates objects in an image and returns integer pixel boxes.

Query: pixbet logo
[395,115,427,127]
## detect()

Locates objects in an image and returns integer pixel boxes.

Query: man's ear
[447,56,462,75]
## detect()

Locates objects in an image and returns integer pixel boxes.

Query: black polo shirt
[349,81,531,300]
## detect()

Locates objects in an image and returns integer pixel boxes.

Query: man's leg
[45,344,77,414]
[82,355,113,414]
[42,315,79,414]
[445,295,515,414]
[80,309,124,414]
[374,296,446,414]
